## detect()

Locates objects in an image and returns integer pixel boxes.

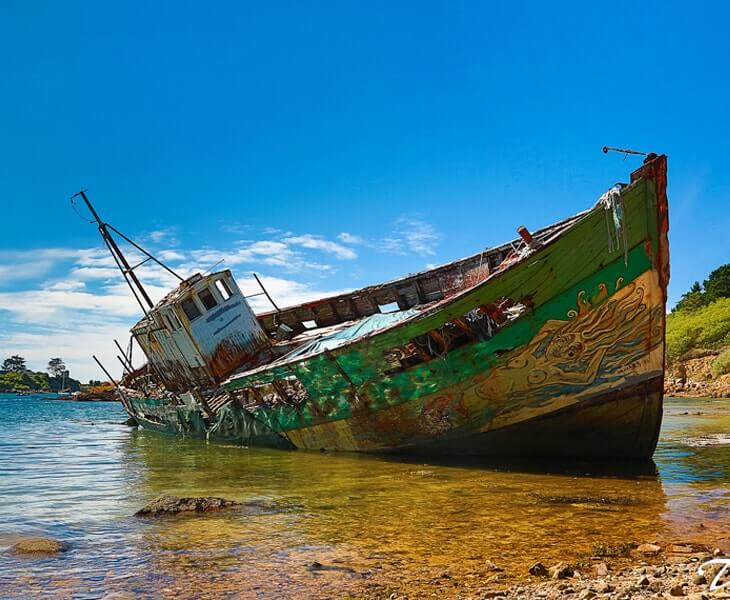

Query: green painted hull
[126,156,670,459]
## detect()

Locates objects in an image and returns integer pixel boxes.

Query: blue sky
[0,1,728,381]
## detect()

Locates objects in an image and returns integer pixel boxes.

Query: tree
[703,264,730,303]
[31,372,51,391]
[0,371,32,391]
[47,358,67,378]
[2,355,27,372]
[673,281,705,313]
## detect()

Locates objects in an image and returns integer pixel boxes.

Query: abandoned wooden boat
[82,153,670,458]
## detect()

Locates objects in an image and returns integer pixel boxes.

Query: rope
[70,197,95,224]
[599,186,629,267]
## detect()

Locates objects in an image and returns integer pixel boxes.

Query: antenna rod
[252,273,281,312]
[602,146,648,156]
[72,190,155,310]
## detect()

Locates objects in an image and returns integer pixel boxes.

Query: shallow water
[0,393,728,598]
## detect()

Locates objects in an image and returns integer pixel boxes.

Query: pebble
[594,581,614,594]
[485,559,504,572]
[637,543,662,555]
[669,583,687,597]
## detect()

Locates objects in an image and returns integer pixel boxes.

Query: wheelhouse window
[170,311,183,329]
[164,311,182,331]
[215,278,233,301]
[199,287,218,310]
[181,297,202,321]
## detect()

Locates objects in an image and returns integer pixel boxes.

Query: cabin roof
[130,270,229,333]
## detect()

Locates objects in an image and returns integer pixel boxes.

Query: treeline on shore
[665,263,730,397]
[0,355,100,394]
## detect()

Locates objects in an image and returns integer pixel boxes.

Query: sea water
[0,393,728,598]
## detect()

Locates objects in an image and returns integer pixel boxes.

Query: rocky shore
[487,546,728,600]
[366,543,729,600]
[665,351,730,398]
[58,382,118,402]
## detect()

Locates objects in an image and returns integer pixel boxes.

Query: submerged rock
[306,560,356,574]
[135,495,244,516]
[528,562,548,577]
[10,536,69,555]
[485,559,504,572]
[548,562,573,579]
[636,542,662,555]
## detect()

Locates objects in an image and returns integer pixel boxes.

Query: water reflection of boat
[81,154,670,459]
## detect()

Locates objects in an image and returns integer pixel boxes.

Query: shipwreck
[79,152,669,458]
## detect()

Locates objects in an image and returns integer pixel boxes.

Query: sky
[0,1,729,381]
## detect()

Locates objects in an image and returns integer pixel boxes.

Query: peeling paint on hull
[124,155,670,460]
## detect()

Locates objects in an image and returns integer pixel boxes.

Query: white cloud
[145,227,179,246]
[282,234,357,260]
[0,217,439,380]
[336,218,441,257]
[157,250,186,262]
[44,280,87,292]
[1,324,137,385]
[337,232,365,245]
[0,248,99,283]
[237,275,351,313]
[190,240,298,270]
[391,217,440,256]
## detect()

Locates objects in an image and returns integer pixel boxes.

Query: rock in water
[528,562,548,577]
[548,562,573,579]
[637,543,662,555]
[135,495,243,516]
[10,537,69,555]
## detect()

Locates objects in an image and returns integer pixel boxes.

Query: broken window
[378,301,400,313]
[181,297,202,321]
[199,287,218,311]
[302,320,317,329]
[215,278,233,301]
